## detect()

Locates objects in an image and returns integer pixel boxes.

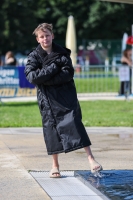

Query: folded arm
[24,52,59,85]
[44,55,74,85]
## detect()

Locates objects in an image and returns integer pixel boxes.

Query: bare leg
[84,146,94,161]
[52,154,59,168]
[51,154,60,177]
[84,146,102,172]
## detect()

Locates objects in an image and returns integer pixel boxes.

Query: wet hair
[33,23,53,36]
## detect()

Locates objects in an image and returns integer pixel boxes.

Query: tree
[87,1,133,39]
[0,0,133,54]
[0,0,37,54]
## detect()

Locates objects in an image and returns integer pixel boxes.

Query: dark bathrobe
[25,42,91,155]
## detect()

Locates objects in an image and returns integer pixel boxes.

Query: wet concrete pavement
[0,127,133,200]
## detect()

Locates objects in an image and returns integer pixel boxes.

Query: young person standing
[25,23,103,178]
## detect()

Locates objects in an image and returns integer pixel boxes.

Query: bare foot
[89,159,103,173]
[50,165,61,177]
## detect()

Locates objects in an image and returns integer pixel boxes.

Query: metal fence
[0,65,132,100]
[74,65,132,97]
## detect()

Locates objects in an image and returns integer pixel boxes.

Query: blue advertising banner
[0,66,36,98]
[18,66,35,88]
[0,66,19,87]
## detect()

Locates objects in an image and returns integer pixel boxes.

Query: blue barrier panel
[0,66,36,98]
[0,66,19,87]
[18,66,35,88]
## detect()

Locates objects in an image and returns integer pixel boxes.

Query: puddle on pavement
[77,170,133,200]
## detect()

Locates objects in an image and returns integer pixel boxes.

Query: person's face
[127,50,132,59]
[36,29,54,50]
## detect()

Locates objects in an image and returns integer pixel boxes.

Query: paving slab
[0,137,50,200]
[0,127,133,200]
[1,127,133,135]
[1,93,133,102]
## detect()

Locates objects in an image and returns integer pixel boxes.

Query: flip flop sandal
[49,167,61,178]
[90,160,103,174]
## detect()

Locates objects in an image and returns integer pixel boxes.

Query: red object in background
[126,36,133,45]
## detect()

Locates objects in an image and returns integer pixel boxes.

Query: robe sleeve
[24,52,59,85]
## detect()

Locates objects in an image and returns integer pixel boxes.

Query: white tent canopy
[100,0,133,4]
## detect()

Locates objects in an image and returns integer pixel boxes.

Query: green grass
[0,102,42,127]
[74,77,119,93]
[80,101,133,127]
[0,101,133,127]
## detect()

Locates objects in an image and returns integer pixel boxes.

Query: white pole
[132,25,133,94]
[66,16,77,67]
